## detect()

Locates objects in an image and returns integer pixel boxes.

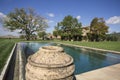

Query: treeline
[53,15,109,42]
[106,32,120,41]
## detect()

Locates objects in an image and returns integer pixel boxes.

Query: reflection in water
[20,42,120,75]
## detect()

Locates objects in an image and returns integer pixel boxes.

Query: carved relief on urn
[25,46,75,80]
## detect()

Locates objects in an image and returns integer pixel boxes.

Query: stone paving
[76,63,120,80]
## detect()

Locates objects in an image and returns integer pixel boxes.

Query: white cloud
[106,16,120,24]
[48,20,54,23]
[0,12,7,23]
[0,12,6,18]
[76,15,81,20]
[47,13,55,17]
[43,19,49,23]
[44,19,54,23]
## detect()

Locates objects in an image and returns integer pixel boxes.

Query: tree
[56,15,82,41]
[38,31,46,40]
[90,17,109,41]
[53,30,58,38]
[3,8,48,40]
[106,32,120,41]
[20,35,25,39]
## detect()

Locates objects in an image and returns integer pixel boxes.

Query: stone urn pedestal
[25,46,75,80]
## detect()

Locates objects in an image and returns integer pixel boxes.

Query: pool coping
[13,43,26,80]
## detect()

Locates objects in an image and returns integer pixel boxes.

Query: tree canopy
[89,17,109,41]
[3,8,48,40]
[53,15,82,41]
[38,31,46,40]
[53,16,109,42]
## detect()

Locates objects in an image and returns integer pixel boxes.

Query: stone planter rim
[28,55,73,68]
[39,46,64,52]
[27,46,74,68]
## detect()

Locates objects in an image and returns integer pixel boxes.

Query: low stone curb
[0,44,16,80]
[13,44,19,80]
[13,43,26,80]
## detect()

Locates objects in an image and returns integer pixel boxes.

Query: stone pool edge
[13,43,26,80]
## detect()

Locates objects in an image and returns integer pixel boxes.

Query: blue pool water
[20,42,120,75]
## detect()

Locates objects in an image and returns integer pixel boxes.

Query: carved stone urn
[25,46,75,80]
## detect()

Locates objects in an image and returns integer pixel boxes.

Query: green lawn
[0,38,22,73]
[55,41,120,52]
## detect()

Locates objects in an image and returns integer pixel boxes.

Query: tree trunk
[25,34,30,40]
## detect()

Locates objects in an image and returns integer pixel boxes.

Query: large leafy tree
[53,24,62,38]
[90,17,109,41]
[56,15,82,41]
[38,31,46,40]
[4,8,48,40]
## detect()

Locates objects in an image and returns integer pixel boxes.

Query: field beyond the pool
[55,41,120,52]
[0,38,120,73]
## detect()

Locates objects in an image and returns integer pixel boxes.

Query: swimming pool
[20,42,120,75]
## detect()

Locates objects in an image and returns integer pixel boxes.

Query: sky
[0,0,120,36]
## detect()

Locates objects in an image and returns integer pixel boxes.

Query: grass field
[0,38,22,73]
[55,41,120,52]
[0,38,120,73]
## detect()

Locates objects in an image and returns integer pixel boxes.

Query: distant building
[41,33,55,40]
[82,27,90,41]
[46,33,61,40]
[56,35,61,39]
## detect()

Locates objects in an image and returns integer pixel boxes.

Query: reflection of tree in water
[23,42,54,59]
[24,45,34,59]
[61,45,81,62]
[88,51,107,70]
[60,45,81,74]
[25,42,43,52]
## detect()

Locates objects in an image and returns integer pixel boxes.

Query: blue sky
[0,0,120,36]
